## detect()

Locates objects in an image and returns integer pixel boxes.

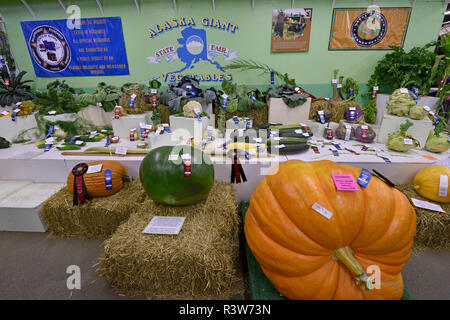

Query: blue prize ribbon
[256,144,264,154]
[245,118,251,129]
[409,90,418,103]
[350,110,356,122]
[104,169,113,190]
[318,112,326,124]
[357,169,372,188]
[233,116,239,124]
[270,71,274,85]
[333,143,341,150]
[195,112,202,122]
[129,95,136,108]
[250,95,257,101]
[349,89,354,97]
[11,109,20,122]
[140,127,145,139]
[222,96,228,110]
[105,135,111,147]
[44,143,52,152]
[46,125,54,139]
[163,124,172,133]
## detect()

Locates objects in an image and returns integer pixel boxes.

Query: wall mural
[146,17,239,83]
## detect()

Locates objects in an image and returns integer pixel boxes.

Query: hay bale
[41,181,147,239]
[214,106,268,128]
[96,181,245,299]
[309,99,363,123]
[398,184,450,249]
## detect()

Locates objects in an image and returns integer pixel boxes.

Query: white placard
[373,86,379,91]
[238,129,244,137]
[337,84,342,88]
[400,88,409,94]
[48,110,57,115]
[145,124,153,130]
[411,198,445,213]
[75,140,83,145]
[273,137,282,141]
[312,203,333,219]
[423,106,431,112]
[115,147,128,155]
[295,129,303,134]
[253,138,262,143]
[193,108,201,115]
[97,102,102,107]
[130,93,137,99]
[318,110,324,115]
[181,153,191,160]
[303,133,310,137]
[222,93,228,99]
[15,102,22,107]
[1,111,9,116]
[162,123,169,127]
[168,154,179,161]
[274,144,285,149]
[155,127,163,135]
[331,79,338,84]
[349,107,356,111]
[87,164,103,174]
[404,139,413,145]
[439,175,448,197]
[361,125,368,130]
[142,216,186,235]
[249,149,257,155]
[150,89,157,94]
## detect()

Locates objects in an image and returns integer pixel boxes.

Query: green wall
[0,0,446,100]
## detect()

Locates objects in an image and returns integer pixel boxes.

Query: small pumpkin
[139,146,214,206]
[67,160,127,197]
[245,160,416,300]
[413,165,450,203]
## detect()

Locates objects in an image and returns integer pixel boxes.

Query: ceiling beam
[134,0,140,14]
[95,0,105,17]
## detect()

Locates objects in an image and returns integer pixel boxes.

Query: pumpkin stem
[334,246,373,291]
[122,175,134,182]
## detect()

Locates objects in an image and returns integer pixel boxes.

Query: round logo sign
[29,25,71,72]
[351,11,387,47]
[185,35,204,55]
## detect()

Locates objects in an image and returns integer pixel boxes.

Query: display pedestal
[112,112,152,138]
[268,97,311,125]
[306,120,339,138]
[148,132,183,149]
[169,114,215,139]
[78,105,114,127]
[377,114,433,148]
[0,112,39,141]
[225,117,253,131]
[43,113,78,122]
[0,180,63,232]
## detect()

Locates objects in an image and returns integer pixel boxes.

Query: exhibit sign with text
[329,7,412,50]
[21,17,129,77]
[271,8,312,52]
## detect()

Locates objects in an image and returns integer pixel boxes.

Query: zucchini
[258,122,282,130]
[267,137,308,146]
[268,143,310,154]
[268,124,304,131]
[56,145,82,150]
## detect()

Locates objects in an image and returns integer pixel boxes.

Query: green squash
[139,146,214,206]
[0,137,10,149]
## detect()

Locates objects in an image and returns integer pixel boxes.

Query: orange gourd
[67,160,127,197]
[245,160,416,300]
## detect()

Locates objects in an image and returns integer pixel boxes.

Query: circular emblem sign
[350,11,387,47]
[29,25,71,72]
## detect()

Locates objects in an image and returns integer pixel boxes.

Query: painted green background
[0,0,446,101]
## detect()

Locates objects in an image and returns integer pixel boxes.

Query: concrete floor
[0,231,448,300]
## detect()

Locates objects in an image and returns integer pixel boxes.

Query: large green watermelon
[139,146,214,206]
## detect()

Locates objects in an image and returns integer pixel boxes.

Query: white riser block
[148,133,183,149]
[306,120,340,138]
[43,113,78,122]
[377,114,434,148]
[0,112,39,141]
[268,97,311,125]
[112,112,152,139]
[78,105,113,127]
[0,182,64,232]
[0,180,33,200]
[169,115,215,140]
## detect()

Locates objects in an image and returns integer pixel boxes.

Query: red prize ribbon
[183,159,192,178]
[71,163,91,206]
[152,94,157,108]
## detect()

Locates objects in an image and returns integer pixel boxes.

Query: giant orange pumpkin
[245,160,416,300]
[67,160,127,197]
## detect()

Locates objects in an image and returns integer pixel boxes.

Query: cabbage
[355,125,376,143]
[409,105,428,120]
[335,122,355,141]
[425,130,450,153]
[386,89,416,116]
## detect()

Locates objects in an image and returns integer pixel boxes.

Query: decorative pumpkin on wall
[139,146,214,206]
[414,165,450,203]
[244,160,416,300]
[67,160,127,201]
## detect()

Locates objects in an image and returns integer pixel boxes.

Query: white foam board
[268,97,311,125]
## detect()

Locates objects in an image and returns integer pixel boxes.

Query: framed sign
[329,7,412,50]
[271,8,312,52]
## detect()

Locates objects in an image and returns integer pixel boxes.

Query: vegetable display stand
[43,113,79,122]
[268,98,311,125]
[306,120,339,138]
[40,181,147,239]
[225,117,253,131]
[96,181,245,299]
[111,112,153,139]
[0,180,63,232]
[376,94,440,125]
[239,201,415,300]
[377,114,433,148]
[0,111,39,141]
[169,114,215,140]
[78,105,114,127]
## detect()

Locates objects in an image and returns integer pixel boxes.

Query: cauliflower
[183,100,202,118]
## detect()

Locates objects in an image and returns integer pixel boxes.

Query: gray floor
[0,231,448,300]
